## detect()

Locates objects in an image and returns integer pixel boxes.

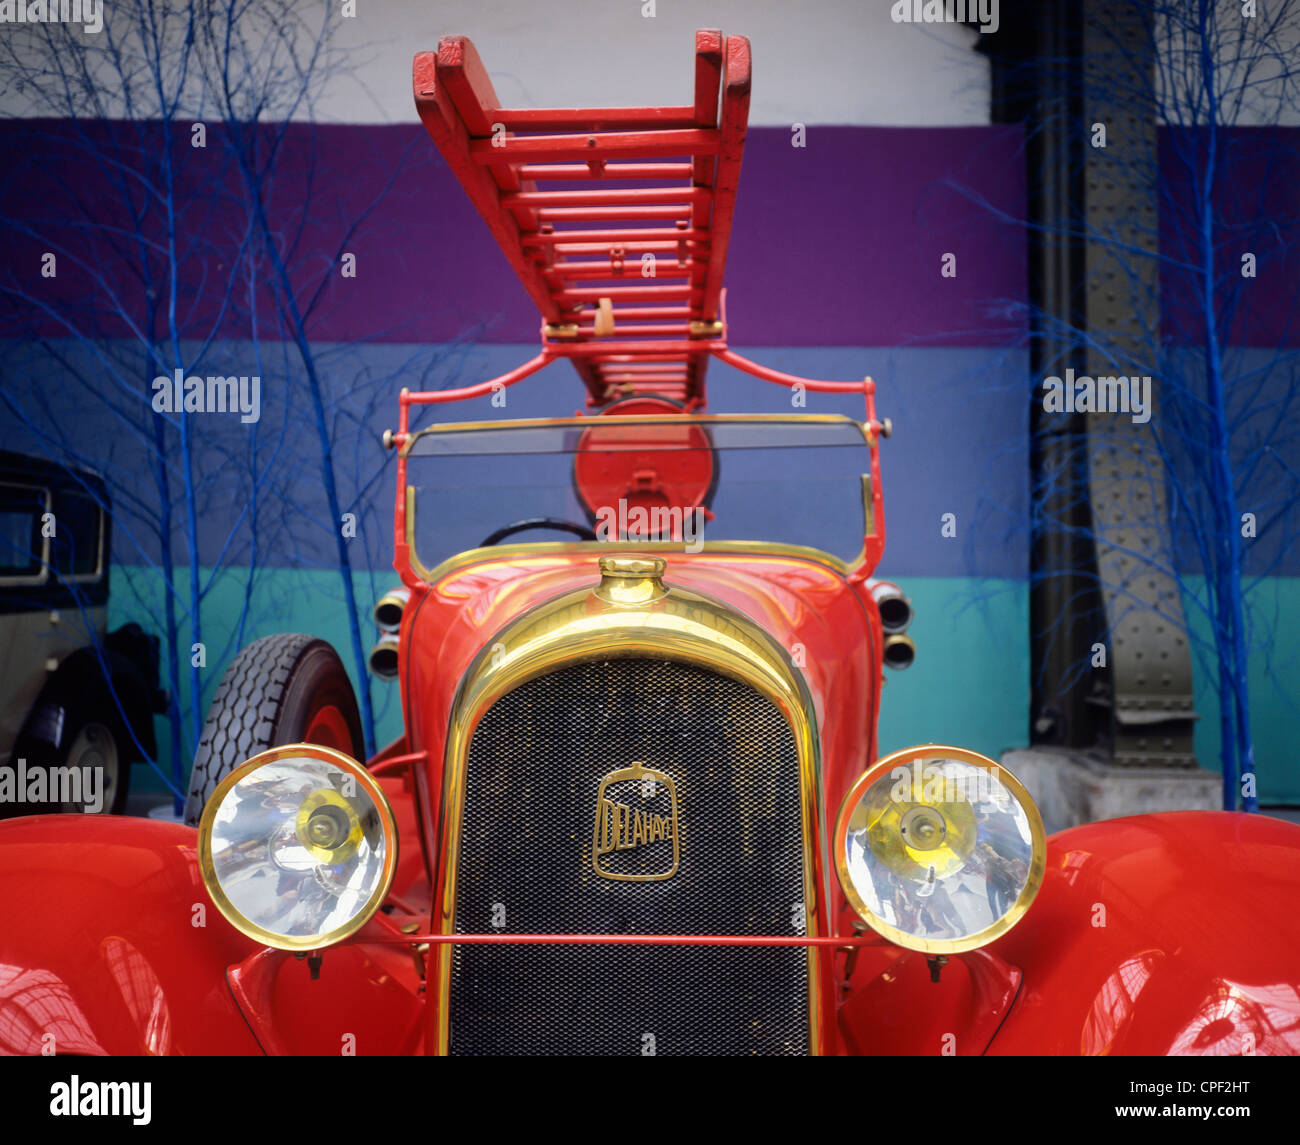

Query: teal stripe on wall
[108,565,408,797]
[874,578,1029,765]
[1181,576,1300,805]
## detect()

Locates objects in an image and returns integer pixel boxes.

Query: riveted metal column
[984,1,1103,751]
[1082,0,1197,767]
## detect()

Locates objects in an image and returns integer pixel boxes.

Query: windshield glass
[405,415,871,573]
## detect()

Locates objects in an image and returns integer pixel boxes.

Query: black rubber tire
[183,633,364,827]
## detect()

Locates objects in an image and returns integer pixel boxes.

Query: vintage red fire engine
[2,31,1298,1057]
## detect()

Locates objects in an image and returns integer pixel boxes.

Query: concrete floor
[125,791,185,821]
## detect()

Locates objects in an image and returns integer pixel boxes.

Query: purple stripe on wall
[1159,126,1300,350]
[0,120,1027,348]
[9,120,1293,350]
[725,127,1028,348]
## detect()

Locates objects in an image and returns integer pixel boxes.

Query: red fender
[985,811,1300,1055]
[0,814,427,1056]
[0,815,261,1055]
[5,810,1294,1056]
[837,943,1021,1056]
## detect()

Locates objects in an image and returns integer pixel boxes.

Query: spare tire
[183,633,364,826]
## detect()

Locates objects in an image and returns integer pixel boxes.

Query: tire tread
[183,633,322,826]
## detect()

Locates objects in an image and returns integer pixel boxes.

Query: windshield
[404,415,872,574]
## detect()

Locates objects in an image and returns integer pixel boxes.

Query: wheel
[4,696,130,817]
[183,634,364,827]
[60,720,124,814]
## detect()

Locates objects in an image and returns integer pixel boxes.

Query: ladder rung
[520,162,695,181]
[471,129,719,164]
[550,241,702,256]
[504,187,708,208]
[555,285,699,304]
[492,106,697,131]
[522,228,708,247]
[590,360,693,371]
[536,206,693,221]
[572,324,692,337]
[545,262,698,281]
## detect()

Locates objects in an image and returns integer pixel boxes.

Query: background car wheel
[58,720,123,814]
[182,633,365,827]
[4,697,130,817]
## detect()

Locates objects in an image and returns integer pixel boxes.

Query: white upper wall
[8,0,1294,128]
[1155,0,1300,126]
[324,0,991,126]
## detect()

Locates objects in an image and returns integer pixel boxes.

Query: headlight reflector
[834,745,1045,954]
[198,744,397,951]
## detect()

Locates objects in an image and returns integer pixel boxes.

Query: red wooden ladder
[413,30,750,410]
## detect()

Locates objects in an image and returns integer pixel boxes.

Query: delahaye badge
[592,763,679,882]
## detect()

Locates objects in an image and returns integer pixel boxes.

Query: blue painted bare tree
[192,0,434,757]
[0,0,415,806]
[0,4,262,810]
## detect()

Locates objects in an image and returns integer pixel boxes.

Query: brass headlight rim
[197,742,399,953]
[833,743,1046,956]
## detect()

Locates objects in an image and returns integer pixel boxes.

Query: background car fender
[0,815,261,1055]
[21,632,163,762]
[984,811,1300,1056]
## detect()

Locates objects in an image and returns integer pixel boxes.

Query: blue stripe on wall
[0,339,1032,579]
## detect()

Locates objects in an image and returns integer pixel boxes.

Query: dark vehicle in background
[0,452,165,816]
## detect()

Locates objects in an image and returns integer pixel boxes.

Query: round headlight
[197,744,397,951]
[833,745,1045,954]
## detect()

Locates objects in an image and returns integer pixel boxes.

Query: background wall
[273,0,995,127]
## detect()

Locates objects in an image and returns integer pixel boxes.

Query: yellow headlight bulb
[296,787,363,865]
[858,780,977,883]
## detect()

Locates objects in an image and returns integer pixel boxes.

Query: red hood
[399,545,882,824]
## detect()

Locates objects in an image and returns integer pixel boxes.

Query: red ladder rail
[413,30,750,409]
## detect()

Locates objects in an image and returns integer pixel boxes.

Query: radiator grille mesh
[448,657,810,1055]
